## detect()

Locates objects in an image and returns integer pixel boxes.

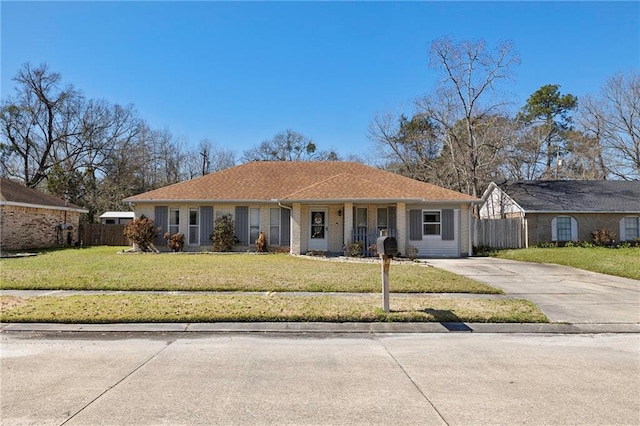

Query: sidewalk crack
[59,339,176,425]
[378,338,450,426]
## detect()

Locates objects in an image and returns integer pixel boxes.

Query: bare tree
[0,63,84,187]
[417,38,520,197]
[369,112,444,183]
[243,129,338,162]
[582,72,640,180]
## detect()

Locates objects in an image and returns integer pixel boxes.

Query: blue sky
[2,1,639,160]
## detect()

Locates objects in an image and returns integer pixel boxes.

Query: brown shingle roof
[0,177,87,211]
[123,162,477,203]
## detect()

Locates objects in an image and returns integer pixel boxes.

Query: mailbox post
[376,231,398,312]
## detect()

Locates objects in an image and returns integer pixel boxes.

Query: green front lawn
[0,294,547,323]
[492,246,640,280]
[1,246,500,294]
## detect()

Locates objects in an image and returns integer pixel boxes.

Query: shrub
[592,228,616,246]
[123,215,158,252]
[344,241,363,257]
[211,213,238,252]
[255,231,268,253]
[408,246,419,260]
[164,232,185,252]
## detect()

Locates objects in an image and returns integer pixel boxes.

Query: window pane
[625,217,639,239]
[250,208,260,226]
[170,209,179,225]
[557,217,572,241]
[270,208,280,245]
[377,208,388,227]
[270,208,280,226]
[424,224,440,235]
[423,212,440,223]
[356,208,367,228]
[189,227,198,244]
[190,209,198,226]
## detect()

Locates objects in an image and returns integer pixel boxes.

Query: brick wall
[1,205,81,251]
[527,212,638,245]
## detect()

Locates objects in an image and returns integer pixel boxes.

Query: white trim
[126,198,477,205]
[0,201,88,214]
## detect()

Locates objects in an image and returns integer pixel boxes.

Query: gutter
[0,201,89,214]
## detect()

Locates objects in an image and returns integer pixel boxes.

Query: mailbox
[376,235,398,257]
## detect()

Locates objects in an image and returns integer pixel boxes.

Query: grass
[0,246,500,294]
[0,294,547,323]
[492,246,640,280]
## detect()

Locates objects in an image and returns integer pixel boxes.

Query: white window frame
[423,211,441,236]
[249,207,260,244]
[355,207,368,233]
[551,216,577,242]
[270,208,280,246]
[377,208,388,234]
[188,207,199,246]
[169,207,180,236]
[621,216,640,241]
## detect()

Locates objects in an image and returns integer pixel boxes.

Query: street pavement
[2,332,639,425]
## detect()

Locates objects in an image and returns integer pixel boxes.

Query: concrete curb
[2,322,639,334]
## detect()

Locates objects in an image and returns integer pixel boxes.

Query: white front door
[308,208,328,251]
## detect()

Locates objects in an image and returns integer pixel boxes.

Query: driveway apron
[427,257,640,324]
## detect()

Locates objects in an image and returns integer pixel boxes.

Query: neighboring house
[0,177,88,251]
[479,180,640,246]
[99,211,135,225]
[123,161,478,257]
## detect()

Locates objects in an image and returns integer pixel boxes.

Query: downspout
[468,204,473,256]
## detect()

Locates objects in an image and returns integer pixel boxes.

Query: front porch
[291,202,407,257]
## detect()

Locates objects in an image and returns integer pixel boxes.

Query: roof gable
[123,161,477,203]
[503,180,640,212]
[1,177,86,211]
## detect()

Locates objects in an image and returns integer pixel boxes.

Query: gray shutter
[154,206,168,246]
[280,208,291,246]
[409,209,422,241]
[442,209,454,240]
[235,206,248,245]
[200,207,214,246]
[388,206,397,237]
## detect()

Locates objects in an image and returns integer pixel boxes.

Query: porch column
[290,203,302,255]
[396,202,407,256]
[343,202,353,245]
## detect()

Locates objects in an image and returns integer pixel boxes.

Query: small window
[377,208,388,234]
[250,208,260,244]
[270,208,280,245]
[556,216,572,241]
[423,211,441,236]
[169,208,180,235]
[188,208,199,245]
[624,217,640,240]
[355,208,367,232]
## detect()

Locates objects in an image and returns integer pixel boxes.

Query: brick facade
[526,213,639,245]
[0,205,82,251]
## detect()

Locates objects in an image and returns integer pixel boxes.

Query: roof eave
[524,210,640,214]
[0,201,89,214]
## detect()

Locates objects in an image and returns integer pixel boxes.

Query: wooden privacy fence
[80,224,129,246]
[473,217,526,249]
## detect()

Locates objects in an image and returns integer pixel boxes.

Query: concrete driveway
[427,257,640,324]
